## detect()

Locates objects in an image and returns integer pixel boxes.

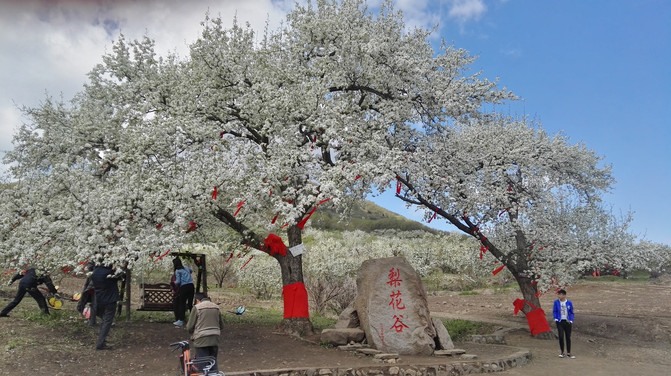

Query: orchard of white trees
[1,0,667,330]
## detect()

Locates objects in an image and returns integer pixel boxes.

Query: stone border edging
[225,347,532,376]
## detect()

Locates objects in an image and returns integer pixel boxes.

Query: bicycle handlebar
[169,340,190,351]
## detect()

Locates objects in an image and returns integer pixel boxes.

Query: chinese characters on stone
[387,267,408,333]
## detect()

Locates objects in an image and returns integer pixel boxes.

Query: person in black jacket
[1,268,58,317]
[91,262,123,350]
[75,261,97,326]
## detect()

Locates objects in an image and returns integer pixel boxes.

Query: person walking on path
[172,257,194,327]
[1,268,58,317]
[91,262,123,350]
[186,293,224,373]
[553,289,575,358]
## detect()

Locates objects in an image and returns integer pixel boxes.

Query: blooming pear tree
[393,116,629,315]
[1,0,513,333]
[622,240,671,278]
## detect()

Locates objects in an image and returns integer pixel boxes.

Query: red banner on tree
[282,282,310,319]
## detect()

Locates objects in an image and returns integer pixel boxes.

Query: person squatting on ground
[553,288,575,359]
[186,293,224,373]
[1,268,58,317]
[172,257,194,327]
[91,262,123,350]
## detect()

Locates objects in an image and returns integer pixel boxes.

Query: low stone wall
[470,334,507,345]
[226,349,531,376]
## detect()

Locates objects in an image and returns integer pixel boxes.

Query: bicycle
[170,340,224,376]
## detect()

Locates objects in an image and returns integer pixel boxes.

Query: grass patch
[580,270,652,284]
[459,290,478,296]
[130,310,174,323]
[441,319,498,342]
[220,307,337,331]
[24,309,76,327]
[221,306,283,326]
[5,338,23,351]
[309,313,338,332]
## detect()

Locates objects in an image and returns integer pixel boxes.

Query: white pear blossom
[392,115,636,310]
[1,1,512,332]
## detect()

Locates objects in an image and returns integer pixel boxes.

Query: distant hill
[310,200,444,234]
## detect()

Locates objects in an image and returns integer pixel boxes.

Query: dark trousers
[195,345,219,373]
[96,302,116,348]
[556,320,572,353]
[174,283,194,321]
[1,285,49,316]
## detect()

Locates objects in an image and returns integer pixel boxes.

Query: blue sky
[371,0,671,245]
[0,0,669,244]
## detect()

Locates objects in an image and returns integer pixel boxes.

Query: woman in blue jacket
[553,289,575,358]
[172,257,194,327]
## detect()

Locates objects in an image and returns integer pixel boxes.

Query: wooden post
[201,254,208,295]
[125,269,131,321]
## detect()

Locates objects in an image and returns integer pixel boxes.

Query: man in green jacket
[186,293,224,373]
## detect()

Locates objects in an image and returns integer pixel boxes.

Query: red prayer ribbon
[240,256,254,270]
[154,250,171,262]
[212,186,218,200]
[492,265,506,275]
[297,198,331,229]
[185,221,197,232]
[234,201,245,216]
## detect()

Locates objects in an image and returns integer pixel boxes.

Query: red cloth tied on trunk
[512,299,551,336]
[282,282,309,319]
[263,233,287,256]
[526,308,551,336]
[513,298,526,315]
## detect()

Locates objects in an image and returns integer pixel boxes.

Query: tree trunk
[274,225,314,336]
[511,269,555,340]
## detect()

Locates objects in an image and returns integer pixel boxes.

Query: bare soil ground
[1,276,670,376]
[428,276,671,375]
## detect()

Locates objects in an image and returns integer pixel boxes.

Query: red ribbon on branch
[185,221,197,232]
[479,245,489,260]
[240,256,254,270]
[212,186,218,200]
[492,264,506,275]
[234,201,245,216]
[296,198,331,229]
[153,250,171,262]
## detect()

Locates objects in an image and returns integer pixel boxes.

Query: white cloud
[447,0,487,22]
[0,0,287,174]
